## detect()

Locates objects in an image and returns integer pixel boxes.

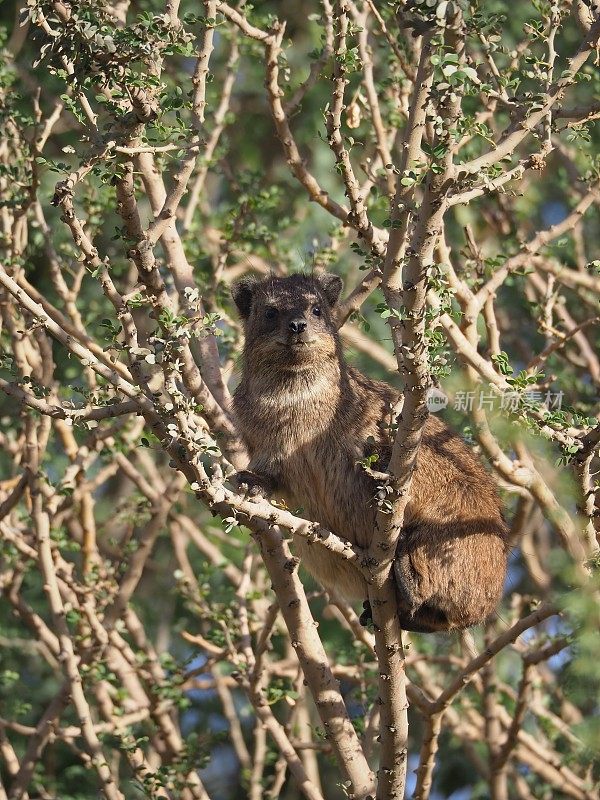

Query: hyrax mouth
[271,334,319,351]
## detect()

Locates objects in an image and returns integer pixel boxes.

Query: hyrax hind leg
[359,552,451,634]
[359,552,427,630]
[393,551,424,616]
[394,552,452,632]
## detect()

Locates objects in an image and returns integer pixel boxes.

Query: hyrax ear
[231,276,259,318]
[317,273,344,307]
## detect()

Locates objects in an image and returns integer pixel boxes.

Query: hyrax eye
[264,307,278,320]
[312,305,321,317]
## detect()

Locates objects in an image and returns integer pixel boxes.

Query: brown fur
[231,273,509,632]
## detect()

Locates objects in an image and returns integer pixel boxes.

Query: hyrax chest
[246,392,378,548]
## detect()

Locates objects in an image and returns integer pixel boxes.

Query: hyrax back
[231,273,508,632]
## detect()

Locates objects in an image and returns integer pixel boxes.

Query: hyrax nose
[289,319,307,334]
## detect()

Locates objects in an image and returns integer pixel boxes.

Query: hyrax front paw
[230,471,273,498]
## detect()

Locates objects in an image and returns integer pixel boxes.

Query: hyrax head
[231,273,343,365]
